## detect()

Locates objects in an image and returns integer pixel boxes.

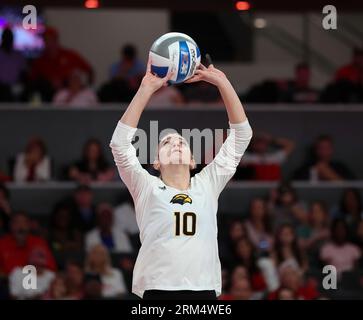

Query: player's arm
[187,63,253,195]
[120,57,173,128]
[110,58,173,199]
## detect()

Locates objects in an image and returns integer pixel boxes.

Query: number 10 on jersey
[174,212,196,236]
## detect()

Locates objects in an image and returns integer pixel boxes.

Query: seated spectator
[268,183,307,229]
[268,262,319,300]
[85,244,127,299]
[64,260,84,300]
[13,137,51,182]
[9,247,55,299]
[227,277,255,300]
[109,44,145,84]
[68,139,114,183]
[219,220,247,265]
[29,26,93,102]
[147,86,185,108]
[0,27,27,102]
[98,44,145,103]
[280,63,318,103]
[0,212,56,275]
[273,224,308,272]
[0,184,11,235]
[320,218,361,277]
[333,188,363,234]
[42,273,68,300]
[335,47,363,85]
[234,238,267,292]
[293,135,355,181]
[276,287,297,300]
[48,203,83,255]
[237,133,295,181]
[83,273,103,300]
[53,69,98,107]
[85,203,133,254]
[244,198,273,254]
[298,201,330,252]
[69,185,96,233]
[114,193,140,250]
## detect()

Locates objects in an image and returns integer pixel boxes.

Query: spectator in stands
[48,203,83,255]
[333,188,363,234]
[9,247,55,299]
[85,203,133,254]
[276,287,297,300]
[64,260,84,299]
[273,224,308,272]
[114,193,140,250]
[0,212,56,275]
[13,137,51,182]
[0,27,27,102]
[98,44,145,103]
[335,48,363,85]
[70,185,96,233]
[268,183,307,229]
[53,69,98,107]
[110,44,145,84]
[42,273,68,300]
[147,85,185,108]
[245,198,273,254]
[0,184,11,235]
[30,26,93,102]
[69,138,114,184]
[320,218,361,277]
[237,133,295,181]
[293,135,355,181]
[228,277,255,300]
[219,220,247,265]
[83,273,103,300]
[234,238,267,292]
[84,244,127,299]
[298,201,330,252]
[268,262,319,300]
[280,63,318,103]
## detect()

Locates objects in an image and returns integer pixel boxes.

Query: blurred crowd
[0,128,357,184]
[0,181,362,300]
[1,26,363,106]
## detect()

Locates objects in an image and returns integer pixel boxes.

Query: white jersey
[110,119,252,298]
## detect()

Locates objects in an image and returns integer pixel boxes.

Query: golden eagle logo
[170,193,192,205]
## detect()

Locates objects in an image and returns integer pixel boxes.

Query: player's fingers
[199,63,207,71]
[146,56,152,73]
[185,75,202,83]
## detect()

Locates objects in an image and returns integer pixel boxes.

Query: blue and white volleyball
[149,32,201,84]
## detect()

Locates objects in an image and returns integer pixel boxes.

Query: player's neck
[160,165,191,191]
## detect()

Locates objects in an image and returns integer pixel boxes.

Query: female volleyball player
[110,57,253,300]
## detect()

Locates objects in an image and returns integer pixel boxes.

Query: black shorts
[143,290,217,300]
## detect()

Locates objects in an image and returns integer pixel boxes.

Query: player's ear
[153,159,161,171]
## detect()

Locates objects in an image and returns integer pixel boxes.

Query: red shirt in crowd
[0,234,57,275]
[268,284,319,300]
[31,47,93,88]
[335,64,363,84]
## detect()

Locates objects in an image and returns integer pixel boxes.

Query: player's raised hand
[185,62,228,87]
[140,57,174,94]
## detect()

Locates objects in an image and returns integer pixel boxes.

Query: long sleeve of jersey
[197,119,253,196]
[110,121,153,203]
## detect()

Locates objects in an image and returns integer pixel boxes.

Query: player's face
[158,133,192,166]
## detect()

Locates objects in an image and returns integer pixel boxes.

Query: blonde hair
[85,244,112,276]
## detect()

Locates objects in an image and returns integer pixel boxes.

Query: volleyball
[149,32,201,84]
